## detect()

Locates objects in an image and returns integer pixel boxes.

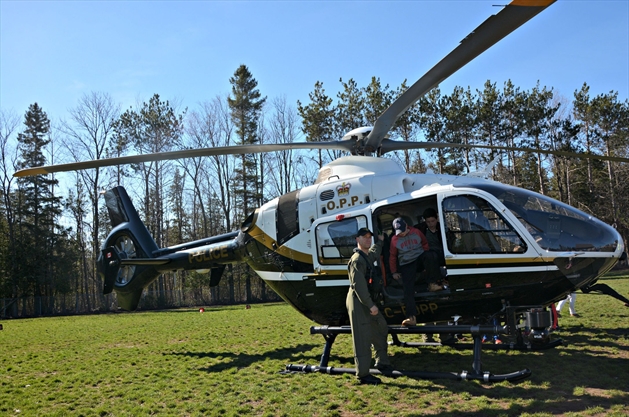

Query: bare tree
[266,96,301,198]
[0,108,20,199]
[59,92,120,306]
[186,95,237,303]
[0,109,21,302]
[185,97,228,238]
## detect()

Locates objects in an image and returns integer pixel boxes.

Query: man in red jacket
[389,217,441,326]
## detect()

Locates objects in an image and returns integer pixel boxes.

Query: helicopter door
[439,192,567,287]
[441,193,528,255]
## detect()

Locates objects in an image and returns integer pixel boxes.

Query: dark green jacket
[347,241,383,309]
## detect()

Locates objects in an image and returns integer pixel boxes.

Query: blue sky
[1,0,628,125]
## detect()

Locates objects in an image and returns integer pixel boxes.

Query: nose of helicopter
[553,254,620,291]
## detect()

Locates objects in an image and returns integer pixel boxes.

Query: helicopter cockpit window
[443,195,525,254]
[476,183,619,252]
[315,216,365,265]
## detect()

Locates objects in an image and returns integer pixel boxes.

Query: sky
[1,0,628,130]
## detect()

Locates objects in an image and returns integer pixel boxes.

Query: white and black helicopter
[15,0,629,382]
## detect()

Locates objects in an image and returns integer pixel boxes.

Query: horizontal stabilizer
[210,265,226,287]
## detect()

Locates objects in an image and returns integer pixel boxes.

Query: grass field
[1,274,628,417]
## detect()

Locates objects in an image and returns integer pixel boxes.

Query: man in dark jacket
[418,208,447,266]
[346,227,392,385]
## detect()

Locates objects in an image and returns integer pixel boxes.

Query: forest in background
[1,64,628,317]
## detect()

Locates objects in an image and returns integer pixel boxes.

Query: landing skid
[284,324,547,383]
[445,338,563,352]
[390,333,563,351]
[284,363,532,383]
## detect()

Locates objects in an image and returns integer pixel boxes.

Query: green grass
[1,275,628,416]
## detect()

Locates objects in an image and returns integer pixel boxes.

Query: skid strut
[284,324,536,383]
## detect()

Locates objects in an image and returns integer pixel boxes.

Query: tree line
[1,64,628,317]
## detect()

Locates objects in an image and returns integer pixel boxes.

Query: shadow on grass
[598,271,629,280]
[170,343,320,373]
[382,335,628,416]
[555,325,629,352]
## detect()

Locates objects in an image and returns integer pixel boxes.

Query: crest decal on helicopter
[336,182,351,196]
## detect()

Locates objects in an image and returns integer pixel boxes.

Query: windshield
[474,183,620,252]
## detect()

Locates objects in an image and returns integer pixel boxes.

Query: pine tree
[362,77,392,126]
[335,77,365,161]
[419,88,448,173]
[474,81,504,173]
[228,65,266,221]
[520,83,559,195]
[228,65,266,304]
[15,103,66,310]
[392,80,424,173]
[113,94,185,246]
[297,81,335,167]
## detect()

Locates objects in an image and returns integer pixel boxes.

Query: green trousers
[346,292,390,377]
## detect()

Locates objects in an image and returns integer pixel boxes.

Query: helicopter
[14,0,629,381]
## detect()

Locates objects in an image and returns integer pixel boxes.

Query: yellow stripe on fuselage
[247,224,313,264]
[446,257,551,266]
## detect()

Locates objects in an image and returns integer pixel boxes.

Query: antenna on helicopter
[464,153,502,178]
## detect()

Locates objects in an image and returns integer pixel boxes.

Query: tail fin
[99,186,245,310]
[99,186,163,310]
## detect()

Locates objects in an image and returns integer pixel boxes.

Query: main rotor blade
[379,139,629,164]
[13,141,354,177]
[364,0,556,153]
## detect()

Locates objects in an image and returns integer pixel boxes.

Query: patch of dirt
[583,387,613,398]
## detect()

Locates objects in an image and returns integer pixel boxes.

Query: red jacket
[389,226,429,274]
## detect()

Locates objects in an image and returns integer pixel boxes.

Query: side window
[315,216,366,265]
[443,195,526,254]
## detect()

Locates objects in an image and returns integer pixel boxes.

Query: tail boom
[98,186,245,310]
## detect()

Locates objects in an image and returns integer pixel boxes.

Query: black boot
[358,375,382,385]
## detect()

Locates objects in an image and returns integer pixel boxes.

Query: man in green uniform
[346,227,392,385]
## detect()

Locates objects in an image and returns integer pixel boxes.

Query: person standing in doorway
[419,208,446,265]
[389,217,441,326]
